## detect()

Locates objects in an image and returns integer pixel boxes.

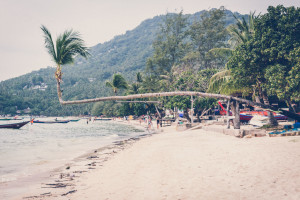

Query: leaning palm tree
[41,25,90,102]
[105,74,128,95]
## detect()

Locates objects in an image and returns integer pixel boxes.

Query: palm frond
[41,25,90,66]
[112,74,128,89]
[208,48,232,57]
[41,25,57,62]
[105,81,113,88]
[207,70,231,93]
[136,72,143,83]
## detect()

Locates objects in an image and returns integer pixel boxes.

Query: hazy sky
[0,0,299,81]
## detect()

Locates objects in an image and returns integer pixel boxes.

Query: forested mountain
[0,9,247,116]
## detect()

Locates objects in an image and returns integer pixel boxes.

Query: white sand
[12,123,300,199]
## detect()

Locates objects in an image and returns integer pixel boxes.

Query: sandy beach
[6,120,300,200]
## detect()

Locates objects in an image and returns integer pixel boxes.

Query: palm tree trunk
[56,79,63,103]
[184,108,192,123]
[261,90,279,126]
[267,111,278,126]
[55,91,300,121]
[231,101,240,129]
[234,101,240,129]
[226,100,231,129]
[286,100,296,113]
[262,90,270,105]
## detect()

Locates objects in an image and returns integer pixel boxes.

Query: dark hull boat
[0,121,30,129]
[33,120,70,124]
[70,119,80,122]
[240,114,253,122]
[94,118,112,121]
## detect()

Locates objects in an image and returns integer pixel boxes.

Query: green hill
[0,9,247,116]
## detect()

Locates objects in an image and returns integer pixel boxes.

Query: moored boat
[94,118,112,121]
[33,120,70,124]
[0,118,12,121]
[70,119,80,122]
[0,121,30,129]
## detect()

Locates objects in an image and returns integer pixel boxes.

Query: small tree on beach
[41,25,90,102]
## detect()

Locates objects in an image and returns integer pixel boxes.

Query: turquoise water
[0,119,145,183]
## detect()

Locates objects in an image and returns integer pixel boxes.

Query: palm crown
[41,25,90,100]
[41,25,90,80]
[105,74,128,95]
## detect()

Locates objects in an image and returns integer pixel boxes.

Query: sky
[0,0,299,81]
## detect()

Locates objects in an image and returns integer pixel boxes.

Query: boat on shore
[0,121,30,129]
[218,101,288,122]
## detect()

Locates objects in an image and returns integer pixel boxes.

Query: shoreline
[3,120,300,200]
[0,120,153,200]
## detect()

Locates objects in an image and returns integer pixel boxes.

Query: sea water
[0,119,145,184]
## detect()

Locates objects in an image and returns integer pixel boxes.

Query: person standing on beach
[148,115,152,129]
[157,118,160,129]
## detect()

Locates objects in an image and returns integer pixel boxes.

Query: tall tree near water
[41,25,90,103]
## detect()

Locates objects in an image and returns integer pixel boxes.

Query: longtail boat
[94,118,112,121]
[70,119,80,122]
[0,121,30,129]
[33,120,70,124]
[0,118,12,121]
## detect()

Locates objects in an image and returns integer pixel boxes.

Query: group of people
[138,115,160,130]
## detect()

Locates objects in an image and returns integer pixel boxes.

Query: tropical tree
[41,25,90,102]
[105,74,128,95]
[227,12,257,47]
[189,7,228,69]
[228,5,300,108]
[146,10,188,75]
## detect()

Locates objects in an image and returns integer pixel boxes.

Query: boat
[218,101,288,122]
[33,120,70,124]
[218,102,253,123]
[70,119,80,122]
[0,121,30,129]
[0,118,12,121]
[94,118,112,121]
[240,114,253,122]
[248,115,268,127]
[240,110,288,120]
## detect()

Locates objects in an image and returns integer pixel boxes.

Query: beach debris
[87,155,99,159]
[40,192,51,196]
[61,190,77,196]
[23,195,40,199]
[86,162,97,166]
[88,167,96,170]
[42,183,73,188]
[66,166,70,170]
[73,170,87,173]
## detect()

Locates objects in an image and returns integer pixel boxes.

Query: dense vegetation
[108,5,300,119]
[0,8,247,116]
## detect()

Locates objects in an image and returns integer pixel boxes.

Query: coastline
[0,120,152,200]
[4,120,300,200]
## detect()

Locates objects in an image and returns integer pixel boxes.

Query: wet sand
[5,120,300,200]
